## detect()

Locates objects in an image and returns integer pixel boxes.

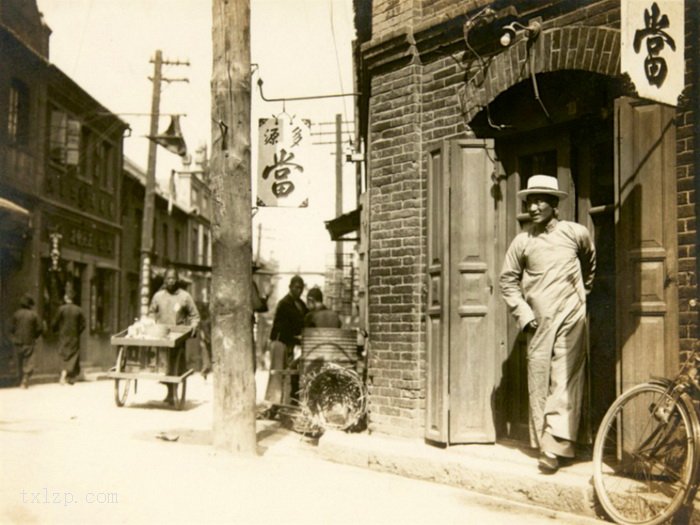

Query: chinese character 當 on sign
[257,117,311,207]
[621,0,684,106]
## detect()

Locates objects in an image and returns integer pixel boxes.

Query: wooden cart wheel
[173,347,187,410]
[114,346,131,407]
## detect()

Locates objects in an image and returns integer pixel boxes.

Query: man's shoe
[538,452,559,474]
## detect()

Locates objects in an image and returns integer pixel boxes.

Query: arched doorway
[467,69,678,449]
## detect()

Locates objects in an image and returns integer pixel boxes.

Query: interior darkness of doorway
[470,71,624,139]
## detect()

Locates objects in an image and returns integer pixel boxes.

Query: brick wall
[367,62,426,437]
[372,0,419,38]
[677,1,699,355]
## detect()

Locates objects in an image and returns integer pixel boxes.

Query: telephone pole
[139,50,190,317]
[211,0,256,454]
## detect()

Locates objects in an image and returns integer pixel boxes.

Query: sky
[36,0,358,281]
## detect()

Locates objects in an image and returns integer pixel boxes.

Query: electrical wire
[71,0,94,76]
[329,0,353,146]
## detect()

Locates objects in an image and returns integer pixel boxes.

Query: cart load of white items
[125,317,171,339]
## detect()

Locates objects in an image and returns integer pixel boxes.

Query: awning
[0,197,29,218]
[0,197,30,232]
[325,207,361,241]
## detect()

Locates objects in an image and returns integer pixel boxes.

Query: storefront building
[0,1,50,384]
[1,0,127,383]
[354,0,699,446]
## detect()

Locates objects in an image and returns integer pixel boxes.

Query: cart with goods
[105,320,194,410]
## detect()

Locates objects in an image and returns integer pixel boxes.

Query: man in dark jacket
[9,294,44,388]
[52,291,86,385]
[264,275,307,411]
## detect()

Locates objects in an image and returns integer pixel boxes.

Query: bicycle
[592,349,700,525]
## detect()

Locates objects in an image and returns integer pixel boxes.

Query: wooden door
[615,97,678,392]
[425,138,506,444]
[425,143,450,443]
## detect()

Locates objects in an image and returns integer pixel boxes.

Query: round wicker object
[300,363,367,432]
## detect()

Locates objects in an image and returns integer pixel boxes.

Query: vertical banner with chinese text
[257,116,311,207]
[621,0,684,106]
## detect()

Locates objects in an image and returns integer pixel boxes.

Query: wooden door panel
[615,97,678,392]
[448,139,501,443]
[424,145,449,442]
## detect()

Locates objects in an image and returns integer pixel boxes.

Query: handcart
[106,324,194,410]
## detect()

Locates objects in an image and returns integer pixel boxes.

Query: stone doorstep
[318,430,600,519]
[318,431,700,523]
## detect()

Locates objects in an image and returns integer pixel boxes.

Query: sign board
[621,0,684,106]
[257,116,311,207]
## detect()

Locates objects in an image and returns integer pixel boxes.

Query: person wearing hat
[499,175,596,474]
[9,294,45,388]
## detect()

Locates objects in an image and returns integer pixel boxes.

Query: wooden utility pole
[211,0,256,454]
[139,50,189,317]
[335,113,343,269]
[139,50,163,317]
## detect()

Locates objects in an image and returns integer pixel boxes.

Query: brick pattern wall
[372,0,419,37]
[367,62,426,437]
[677,1,699,355]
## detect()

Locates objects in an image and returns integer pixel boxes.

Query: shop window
[79,126,93,181]
[8,79,30,145]
[192,226,198,263]
[49,107,81,166]
[94,142,114,190]
[174,229,181,262]
[90,269,115,334]
[162,223,169,261]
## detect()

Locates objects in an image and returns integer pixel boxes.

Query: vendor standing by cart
[149,267,200,405]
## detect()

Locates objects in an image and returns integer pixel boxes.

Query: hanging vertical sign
[257,116,311,207]
[621,0,684,106]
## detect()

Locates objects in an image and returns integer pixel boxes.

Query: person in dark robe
[9,294,44,388]
[262,275,307,415]
[52,291,86,385]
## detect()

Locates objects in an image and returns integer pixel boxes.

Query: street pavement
[0,375,603,524]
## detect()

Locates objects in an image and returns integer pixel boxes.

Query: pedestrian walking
[9,294,44,388]
[499,175,596,474]
[52,291,86,385]
[149,267,199,404]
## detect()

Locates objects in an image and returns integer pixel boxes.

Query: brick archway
[458,26,621,123]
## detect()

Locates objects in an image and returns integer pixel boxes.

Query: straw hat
[517,175,568,200]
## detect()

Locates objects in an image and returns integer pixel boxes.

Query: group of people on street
[260,275,342,417]
[9,290,85,388]
[7,173,595,476]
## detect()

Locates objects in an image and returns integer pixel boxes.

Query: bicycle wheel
[113,346,131,407]
[593,382,698,525]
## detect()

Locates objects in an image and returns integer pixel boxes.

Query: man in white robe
[499,175,596,473]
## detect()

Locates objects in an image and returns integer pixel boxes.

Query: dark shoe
[538,452,559,474]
